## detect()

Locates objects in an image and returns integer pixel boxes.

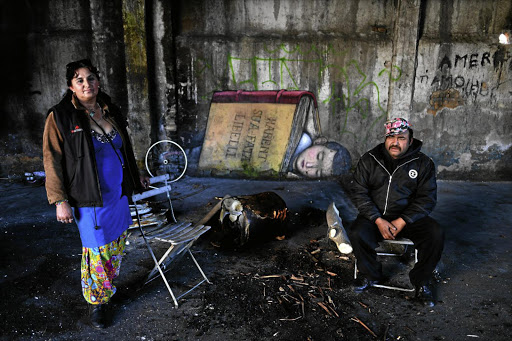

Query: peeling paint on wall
[427,88,464,115]
[483,131,512,153]
[438,152,474,173]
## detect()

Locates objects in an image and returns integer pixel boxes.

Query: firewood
[350,317,377,338]
[317,302,332,316]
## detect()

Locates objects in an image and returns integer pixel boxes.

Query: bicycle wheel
[145,140,188,182]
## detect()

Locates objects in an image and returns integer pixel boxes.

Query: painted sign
[198,90,321,177]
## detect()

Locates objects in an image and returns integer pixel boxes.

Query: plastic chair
[354,238,418,292]
[132,174,211,307]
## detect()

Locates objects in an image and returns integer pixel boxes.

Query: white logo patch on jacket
[409,169,418,179]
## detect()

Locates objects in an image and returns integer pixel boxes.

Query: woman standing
[43,59,148,329]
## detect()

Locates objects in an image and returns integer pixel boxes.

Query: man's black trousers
[348,215,444,287]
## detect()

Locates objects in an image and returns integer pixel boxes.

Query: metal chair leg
[353,239,417,292]
[136,217,179,307]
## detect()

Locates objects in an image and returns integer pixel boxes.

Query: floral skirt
[81,230,128,304]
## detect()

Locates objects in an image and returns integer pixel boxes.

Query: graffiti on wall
[417,50,508,116]
[195,44,402,139]
[190,44,403,179]
[318,60,401,138]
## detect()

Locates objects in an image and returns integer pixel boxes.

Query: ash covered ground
[1,178,511,341]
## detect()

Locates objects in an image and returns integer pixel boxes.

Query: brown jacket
[43,92,142,207]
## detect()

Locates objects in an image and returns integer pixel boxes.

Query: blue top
[73,129,132,248]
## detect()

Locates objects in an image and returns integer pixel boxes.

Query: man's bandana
[385,117,411,137]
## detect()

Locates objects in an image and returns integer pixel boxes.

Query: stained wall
[1,0,511,180]
[166,0,512,179]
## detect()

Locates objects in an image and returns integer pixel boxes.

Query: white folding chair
[132,174,212,307]
[354,238,418,292]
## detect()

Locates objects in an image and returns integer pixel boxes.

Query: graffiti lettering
[419,75,429,83]
[225,114,245,158]
[469,54,478,69]
[454,55,466,68]
[252,111,262,122]
[197,44,402,140]
[241,110,263,161]
[442,52,493,69]
[481,52,491,66]
[258,117,277,161]
[425,74,490,98]
[319,60,401,137]
[454,76,464,87]
[241,135,256,161]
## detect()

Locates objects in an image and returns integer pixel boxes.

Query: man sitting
[348,117,444,307]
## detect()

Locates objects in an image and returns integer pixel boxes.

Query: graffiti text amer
[438,52,492,70]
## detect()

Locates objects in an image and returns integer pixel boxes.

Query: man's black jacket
[351,139,437,224]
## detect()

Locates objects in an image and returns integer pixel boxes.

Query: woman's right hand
[56,202,74,224]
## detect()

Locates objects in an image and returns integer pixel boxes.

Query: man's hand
[375,217,397,240]
[390,217,406,237]
[56,202,74,224]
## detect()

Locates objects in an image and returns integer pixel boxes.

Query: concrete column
[90,0,128,112]
[122,0,151,161]
[148,0,177,141]
[387,0,422,117]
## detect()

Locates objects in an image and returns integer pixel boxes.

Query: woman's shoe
[90,304,108,329]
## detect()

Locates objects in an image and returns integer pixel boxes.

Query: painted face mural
[195,90,352,179]
[295,144,337,178]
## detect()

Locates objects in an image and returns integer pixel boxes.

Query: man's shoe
[415,284,435,307]
[90,304,108,329]
[354,278,380,293]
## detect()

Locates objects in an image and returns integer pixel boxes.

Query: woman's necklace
[88,103,104,122]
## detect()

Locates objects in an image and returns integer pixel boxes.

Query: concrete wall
[413,0,512,179]
[167,0,512,180]
[0,0,132,176]
[172,0,398,153]
[1,0,511,180]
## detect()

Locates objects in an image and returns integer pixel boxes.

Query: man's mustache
[389,146,401,151]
